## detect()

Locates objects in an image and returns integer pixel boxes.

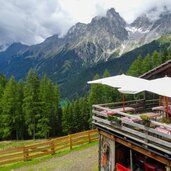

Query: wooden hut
[92,60,171,171]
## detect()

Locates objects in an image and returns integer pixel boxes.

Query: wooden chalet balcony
[92,99,171,160]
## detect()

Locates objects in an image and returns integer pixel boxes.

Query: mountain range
[0,7,171,98]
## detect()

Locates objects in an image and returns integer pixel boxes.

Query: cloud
[0,0,171,46]
[0,0,73,45]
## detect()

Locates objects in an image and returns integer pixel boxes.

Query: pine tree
[15,80,25,139]
[0,77,17,139]
[0,73,7,98]
[142,54,152,74]
[49,84,60,137]
[102,70,113,103]
[152,51,161,67]
[37,74,51,138]
[162,48,169,62]
[62,103,74,134]
[72,99,82,133]
[127,55,143,76]
[62,103,70,134]
[23,70,40,139]
[79,97,90,130]
[88,74,104,105]
[0,73,7,135]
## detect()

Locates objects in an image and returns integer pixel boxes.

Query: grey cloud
[133,0,171,21]
[0,0,74,46]
[0,0,171,48]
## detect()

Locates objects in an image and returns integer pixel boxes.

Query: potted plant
[140,114,151,127]
[108,115,121,126]
[162,117,171,124]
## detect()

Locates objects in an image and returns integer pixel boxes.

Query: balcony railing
[92,99,171,159]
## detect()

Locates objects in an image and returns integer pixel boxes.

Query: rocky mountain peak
[87,8,128,40]
[106,8,125,24]
[106,8,117,17]
[131,14,153,31]
[66,22,87,41]
[120,7,171,55]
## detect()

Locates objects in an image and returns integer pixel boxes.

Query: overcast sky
[0,0,171,46]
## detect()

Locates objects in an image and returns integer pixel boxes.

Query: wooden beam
[98,134,101,171]
[166,96,169,119]
[99,130,171,166]
[130,149,133,171]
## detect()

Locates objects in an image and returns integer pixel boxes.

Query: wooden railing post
[23,146,29,161]
[88,131,91,143]
[50,140,55,155]
[69,135,72,150]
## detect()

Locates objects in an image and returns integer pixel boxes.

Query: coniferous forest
[0,69,121,140]
[0,49,170,140]
[127,49,171,76]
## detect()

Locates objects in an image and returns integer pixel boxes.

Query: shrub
[140,114,150,121]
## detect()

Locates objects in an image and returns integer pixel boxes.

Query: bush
[140,114,150,121]
[108,116,121,125]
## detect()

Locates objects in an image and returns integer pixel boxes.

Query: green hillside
[62,36,171,99]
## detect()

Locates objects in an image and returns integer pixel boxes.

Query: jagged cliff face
[72,9,128,63]
[121,9,171,54]
[32,8,128,64]
[3,7,170,64]
[30,7,171,64]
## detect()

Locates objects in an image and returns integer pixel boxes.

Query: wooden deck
[92,99,171,160]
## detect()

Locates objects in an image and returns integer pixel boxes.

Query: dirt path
[14,144,98,171]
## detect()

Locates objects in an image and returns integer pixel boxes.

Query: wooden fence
[0,129,98,166]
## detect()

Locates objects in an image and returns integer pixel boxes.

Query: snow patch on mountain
[0,43,11,52]
[126,26,150,34]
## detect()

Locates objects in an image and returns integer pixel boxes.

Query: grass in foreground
[0,141,98,171]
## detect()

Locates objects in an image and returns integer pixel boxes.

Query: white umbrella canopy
[88,74,149,111]
[87,74,149,91]
[147,76,171,98]
[118,76,171,97]
[88,74,171,97]
[118,79,149,94]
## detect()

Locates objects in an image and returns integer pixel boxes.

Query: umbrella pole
[122,94,125,112]
[165,96,169,121]
[159,96,162,106]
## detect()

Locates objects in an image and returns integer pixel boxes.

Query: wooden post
[88,131,91,143]
[159,96,162,106]
[23,146,29,161]
[166,166,171,171]
[111,138,115,171]
[50,141,55,155]
[122,94,125,112]
[166,96,169,121]
[99,133,101,171]
[130,149,133,171]
[143,98,146,111]
[69,135,72,150]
